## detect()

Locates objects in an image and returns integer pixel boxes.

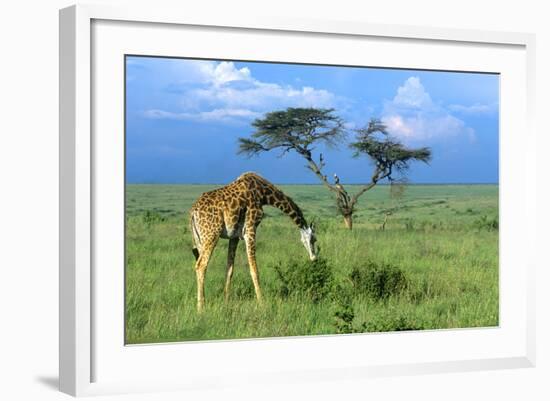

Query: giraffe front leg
[244,232,263,303]
[224,238,239,301]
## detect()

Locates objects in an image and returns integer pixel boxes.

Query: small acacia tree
[237,108,431,229]
[379,180,407,231]
[339,118,432,228]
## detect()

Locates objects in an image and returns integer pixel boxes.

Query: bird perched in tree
[334,173,345,192]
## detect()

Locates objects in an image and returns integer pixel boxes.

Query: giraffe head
[300,223,318,261]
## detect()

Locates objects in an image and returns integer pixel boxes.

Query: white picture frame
[59,3,536,397]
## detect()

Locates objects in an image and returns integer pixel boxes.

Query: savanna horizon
[125,58,499,344]
[125,183,498,344]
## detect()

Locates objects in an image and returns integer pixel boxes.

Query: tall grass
[125,184,498,343]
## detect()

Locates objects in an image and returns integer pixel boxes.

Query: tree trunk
[343,214,353,230]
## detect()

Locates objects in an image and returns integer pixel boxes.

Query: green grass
[125,184,499,344]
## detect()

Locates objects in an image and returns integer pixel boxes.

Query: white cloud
[382,76,475,143]
[188,61,253,87]
[382,115,413,138]
[144,60,337,124]
[192,82,335,110]
[448,102,498,115]
[392,76,432,109]
[144,108,261,123]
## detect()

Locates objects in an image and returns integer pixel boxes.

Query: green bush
[332,284,367,334]
[472,215,498,231]
[364,313,424,332]
[349,260,408,301]
[332,285,423,334]
[403,218,415,231]
[142,210,166,227]
[274,258,334,303]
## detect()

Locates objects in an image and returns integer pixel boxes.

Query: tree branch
[302,153,339,194]
[349,166,392,208]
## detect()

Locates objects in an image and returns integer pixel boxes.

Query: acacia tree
[237,108,431,229]
[339,118,432,228]
[238,107,348,217]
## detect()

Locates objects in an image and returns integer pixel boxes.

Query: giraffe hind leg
[195,240,217,312]
[224,238,239,301]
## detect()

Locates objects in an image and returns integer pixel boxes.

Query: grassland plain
[125,184,498,344]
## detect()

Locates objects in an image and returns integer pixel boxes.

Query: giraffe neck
[262,185,308,229]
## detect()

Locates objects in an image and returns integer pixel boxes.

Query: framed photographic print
[59,4,536,396]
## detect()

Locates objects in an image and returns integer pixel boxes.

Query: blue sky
[126,56,499,184]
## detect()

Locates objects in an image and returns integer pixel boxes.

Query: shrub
[364,313,424,332]
[472,215,498,231]
[332,286,423,334]
[274,257,333,303]
[403,219,415,231]
[142,210,166,227]
[332,284,367,334]
[334,302,356,334]
[349,260,408,301]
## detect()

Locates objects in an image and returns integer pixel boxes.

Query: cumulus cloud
[392,76,432,109]
[382,77,475,143]
[193,61,252,87]
[144,60,337,124]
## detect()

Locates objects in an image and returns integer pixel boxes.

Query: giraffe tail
[190,211,201,261]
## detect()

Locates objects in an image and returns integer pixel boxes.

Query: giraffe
[189,172,318,311]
